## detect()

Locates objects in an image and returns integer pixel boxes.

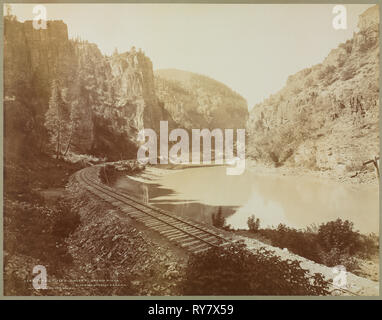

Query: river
[112,165,379,234]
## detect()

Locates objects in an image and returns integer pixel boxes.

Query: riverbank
[233,233,379,296]
[232,227,379,283]
[125,156,379,187]
[117,162,379,286]
[73,166,379,296]
[121,162,378,232]
[245,158,379,186]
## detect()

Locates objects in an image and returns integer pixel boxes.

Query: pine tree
[247,215,260,232]
[44,80,70,159]
[62,76,85,156]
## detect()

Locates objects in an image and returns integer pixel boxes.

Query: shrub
[357,233,379,259]
[318,65,336,80]
[345,161,363,173]
[247,215,260,232]
[341,67,356,81]
[358,31,377,53]
[302,68,312,76]
[293,87,302,95]
[52,200,81,239]
[4,198,81,274]
[318,248,359,272]
[99,161,144,185]
[260,224,321,262]
[317,219,362,255]
[181,241,329,295]
[260,124,298,167]
[337,54,346,67]
[305,77,314,88]
[212,207,226,228]
[269,151,280,165]
[255,219,378,272]
[339,39,353,54]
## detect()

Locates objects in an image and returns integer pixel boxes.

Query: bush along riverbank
[181,241,329,295]
[99,160,146,186]
[225,215,379,281]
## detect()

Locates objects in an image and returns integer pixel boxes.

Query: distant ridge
[155,69,248,130]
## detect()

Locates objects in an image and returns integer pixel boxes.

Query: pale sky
[8,3,374,109]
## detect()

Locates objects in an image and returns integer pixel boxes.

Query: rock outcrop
[155,69,248,130]
[4,17,174,161]
[246,5,379,177]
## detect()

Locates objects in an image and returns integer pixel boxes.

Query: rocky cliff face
[4,17,174,160]
[69,41,174,157]
[4,18,76,159]
[4,19,74,112]
[155,69,248,130]
[247,5,379,176]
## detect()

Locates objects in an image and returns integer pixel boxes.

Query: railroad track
[75,166,232,255]
[74,165,360,296]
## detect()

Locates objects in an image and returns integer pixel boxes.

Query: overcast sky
[9,3,374,109]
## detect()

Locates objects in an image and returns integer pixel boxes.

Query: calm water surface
[113,166,379,234]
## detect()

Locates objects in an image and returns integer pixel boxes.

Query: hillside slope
[155,69,249,130]
[246,5,379,179]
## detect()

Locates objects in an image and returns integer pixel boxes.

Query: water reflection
[113,166,379,234]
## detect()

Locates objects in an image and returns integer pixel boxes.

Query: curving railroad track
[74,165,361,296]
[75,166,233,255]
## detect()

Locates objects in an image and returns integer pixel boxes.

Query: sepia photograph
[2,2,380,298]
